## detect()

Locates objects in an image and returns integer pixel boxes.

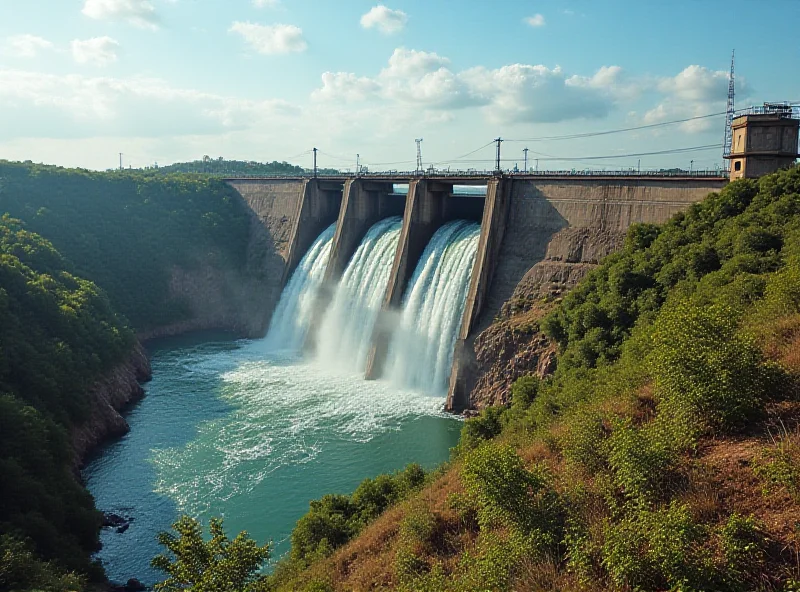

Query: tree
[151,517,271,592]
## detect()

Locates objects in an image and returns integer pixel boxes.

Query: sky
[1,0,798,172]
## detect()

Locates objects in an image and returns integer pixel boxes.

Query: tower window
[734,161,742,172]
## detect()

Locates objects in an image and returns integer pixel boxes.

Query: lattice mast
[415,138,423,173]
[723,50,736,167]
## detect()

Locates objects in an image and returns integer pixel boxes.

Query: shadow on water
[82,331,242,585]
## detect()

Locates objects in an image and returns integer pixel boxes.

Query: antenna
[523,147,529,173]
[119,152,123,171]
[494,138,503,172]
[723,49,735,168]
[415,138,423,173]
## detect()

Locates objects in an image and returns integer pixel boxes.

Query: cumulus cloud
[71,37,120,67]
[0,68,299,140]
[312,72,380,102]
[229,22,307,54]
[524,14,546,27]
[313,48,622,124]
[360,5,408,35]
[3,34,54,58]
[644,65,741,132]
[82,0,158,29]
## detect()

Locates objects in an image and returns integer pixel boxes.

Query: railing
[221,169,727,180]
[735,102,800,119]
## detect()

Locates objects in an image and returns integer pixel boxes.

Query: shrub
[458,406,505,452]
[648,300,774,437]
[606,419,674,504]
[753,428,800,502]
[718,513,767,589]
[461,443,564,553]
[560,409,608,474]
[601,502,711,591]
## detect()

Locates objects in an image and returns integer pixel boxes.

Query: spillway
[385,220,481,394]
[316,217,403,373]
[263,223,336,353]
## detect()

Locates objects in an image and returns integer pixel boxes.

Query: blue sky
[1,0,798,172]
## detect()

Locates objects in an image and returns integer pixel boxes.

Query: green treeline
[0,161,252,330]
[0,215,136,590]
[274,166,800,591]
[140,157,338,177]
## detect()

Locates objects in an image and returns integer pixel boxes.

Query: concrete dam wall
[227,175,727,410]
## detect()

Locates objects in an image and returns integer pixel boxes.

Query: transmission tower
[415,138,423,173]
[722,50,736,168]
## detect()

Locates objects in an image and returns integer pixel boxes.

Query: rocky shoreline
[71,342,152,471]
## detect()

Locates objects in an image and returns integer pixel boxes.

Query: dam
[227,173,728,410]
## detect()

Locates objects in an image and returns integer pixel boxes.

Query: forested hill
[139,157,338,176]
[271,166,800,591]
[0,161,255,332]
[0,216,136,589]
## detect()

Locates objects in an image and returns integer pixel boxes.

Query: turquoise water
[83,332,461,585]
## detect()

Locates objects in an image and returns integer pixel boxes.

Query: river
[82,331,461,585]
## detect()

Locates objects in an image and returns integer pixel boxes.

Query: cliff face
[468,227,625,409]
[136,265,272,342]
[71,342,152,468]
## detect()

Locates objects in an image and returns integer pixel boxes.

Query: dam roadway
[225,173,727,411]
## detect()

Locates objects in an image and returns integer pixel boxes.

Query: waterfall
[385,220,481,394]
[263,223,336,353]
[316,217,402,373]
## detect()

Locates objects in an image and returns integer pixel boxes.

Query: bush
[461,443,564,553]
[458,406,505,452]
[649,300,774,438]
[718,513,767,589]
[606,419,674,504]
[601,502,712,591]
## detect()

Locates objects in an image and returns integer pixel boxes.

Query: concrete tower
[725,103,799,181]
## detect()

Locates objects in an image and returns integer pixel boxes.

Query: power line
[442,144,721,164]
[504,112,726,142]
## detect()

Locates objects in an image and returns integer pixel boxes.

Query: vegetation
[269,165,800,590]
[151,517,271,592]
[136,156,339,177]
[0,215,136,586]
[0,160,253,330]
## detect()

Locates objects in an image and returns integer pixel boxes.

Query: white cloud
[524,14,546,27]
[360,5,408,35]
[3,35,54,58]
[312,72,380,102]
[229,22,307,55]
[657,65,729,102]
[644,65,742,133]
[314,48,621,124]
[0,68,299,140]
[253,0,280,7]
[82,0,158,29]
[71,37,120,67]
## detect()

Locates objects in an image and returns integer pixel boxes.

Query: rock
[125,578,146,591]
[102,512,127,528]
[116,523,130,534]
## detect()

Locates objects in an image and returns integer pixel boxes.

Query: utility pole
[356,153,360,174]
[523,147,529,173]
[535,158,539,173]
[494,137,503,172]
[638,159,641,174]
[690,159,694,174]
[312,147,318,178]
[119,153,123,171]
[415,138,423,174]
